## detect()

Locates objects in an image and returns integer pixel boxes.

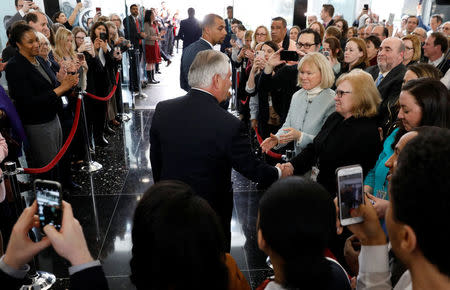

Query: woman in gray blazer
[261,52,336,156]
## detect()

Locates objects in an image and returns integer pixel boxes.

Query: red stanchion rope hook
[254,126,282,159]
[23,96,82,174]
[84,71,120,101]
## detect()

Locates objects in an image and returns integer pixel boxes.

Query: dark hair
[430,32,448,53]
[227,6,233,10]
[262,40,279,53]
[390,127,450,276]
[259,177,336,288]
[144,9,153,24]
[24,12,38,24]
[335,19,348,38]
[130,181,228,290]
[90,21,109,42]
[272,17,287,28]
[407,15,419,25]
[130,4,138,9]
[300,28,321,45]
[324,36,343,60]
[431,14,443,25]
[52,11,64,23]
[322,4,335,17]
[9,23,35,48]
[236,24,246,31]
[393,78,450,149]
[187,8,195,17]
[231,19,241,25]
[202,14,222,30]
[365,35,381,49]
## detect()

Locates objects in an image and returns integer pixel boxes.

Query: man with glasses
[258,29,321,131]
[366,37,406,138]
[371,25,388,41]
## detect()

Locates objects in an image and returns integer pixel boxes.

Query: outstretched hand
[260,133,278,153]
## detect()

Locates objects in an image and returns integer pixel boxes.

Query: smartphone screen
[35,180,62,231]
[364,4,369,10]
[337,166,364,225]
[280,50,299,61]
[96,7,101,13]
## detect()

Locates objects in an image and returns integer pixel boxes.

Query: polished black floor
[30,53,273,289]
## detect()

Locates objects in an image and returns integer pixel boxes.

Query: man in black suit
[123,4,146,93]
[220,6,234,54]
[366,37,406,138]
[320,4,335,28]
[4,0,53,30]
[177,8,201,50]
[423,32,450,76]
[179,13,227,92]
[152,50,291,250]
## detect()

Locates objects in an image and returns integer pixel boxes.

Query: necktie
[376,74,384,87]
[136,18,142,45]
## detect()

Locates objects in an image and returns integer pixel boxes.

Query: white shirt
[428,53,445,67]
[200,37,214,49]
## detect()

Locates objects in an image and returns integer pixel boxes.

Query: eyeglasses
[255,33,267,37]
[405,46,414,50]
[75,36,85,40]
[336,90,352,98]
[296,42,316,49]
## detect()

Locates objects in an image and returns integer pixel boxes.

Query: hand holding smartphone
[34,180,62,233]
[337,165,364,226]
[280,50,299,62]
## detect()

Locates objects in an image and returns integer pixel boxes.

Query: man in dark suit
[423,32,450,76]
[320,4,335,28]
[220,6,234,54]
[123,4,146,93]
[177,8,201,50]
[179,13,227,92]
[366,37,406,138]
[152,50,291,250]
[4,0,53,30]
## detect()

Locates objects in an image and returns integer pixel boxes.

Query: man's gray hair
[188,50,230,89]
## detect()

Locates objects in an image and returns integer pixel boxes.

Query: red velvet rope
[84,71,120,101]
[254,126,282,159]
[23,97,82,174]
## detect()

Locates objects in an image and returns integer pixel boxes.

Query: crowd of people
[0,1,449,290]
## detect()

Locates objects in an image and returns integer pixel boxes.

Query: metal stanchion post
[116,64,131,122]
[79,93,102,172]
[3,162,57,289]
[134,48,148,99]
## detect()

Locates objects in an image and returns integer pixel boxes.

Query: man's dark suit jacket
[365,63,406,137]
[436,57,450,76]
[150,89,278,243]
[220,18,233,53]
[123,15,142,48]
[1,265,109,290]
[177,17,202,50]
[179,38,211,92]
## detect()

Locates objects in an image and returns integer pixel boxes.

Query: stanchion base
[82,161,103,173]
[117,113,131,122]
[134,92,148,99]
[21,271,56,290]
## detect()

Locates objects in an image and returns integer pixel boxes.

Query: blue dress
[363,128,399,200]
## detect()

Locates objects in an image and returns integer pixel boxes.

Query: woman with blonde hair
[401,34,421,66]
[261,52,336,156]
[252,25,271,49]
[283,69,382,196]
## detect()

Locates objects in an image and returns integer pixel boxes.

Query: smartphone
[280,50,299,61]
[363,4,369,10]
[99,32,108,41]
[322,50,330,57]
[387,13,395,26]
[77,53,85,61]
[34,180,62,233]
[231,34,237,41]
[255,50,265,58]
[337,165,364,226]
[96,7,101,14]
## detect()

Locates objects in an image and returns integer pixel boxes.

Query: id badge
[310,166,320,182]
[376,190,387,200]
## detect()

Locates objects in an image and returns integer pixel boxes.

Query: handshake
[276,162,294,178]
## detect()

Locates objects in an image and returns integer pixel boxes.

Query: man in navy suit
[179,13,227,92]
[177,8,202,50]
[152,50,292,250]
[220,6,234,54]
